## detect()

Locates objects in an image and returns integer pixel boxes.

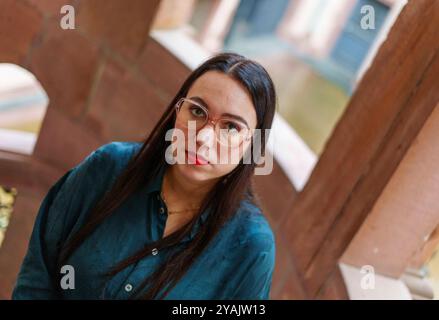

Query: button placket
[111,260,143,299]
[157,192,166,215]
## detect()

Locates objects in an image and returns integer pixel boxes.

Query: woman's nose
[196,125,216,147]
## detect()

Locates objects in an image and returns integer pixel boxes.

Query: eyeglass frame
[174,97,252,147]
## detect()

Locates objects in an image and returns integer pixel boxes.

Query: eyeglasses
[175,97,251,148]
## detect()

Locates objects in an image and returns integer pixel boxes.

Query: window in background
[222,0,400,154]
[0,64,48,154]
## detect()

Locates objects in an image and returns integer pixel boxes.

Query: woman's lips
[186,150,209,165]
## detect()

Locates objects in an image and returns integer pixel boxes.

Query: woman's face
[171,70,257,183]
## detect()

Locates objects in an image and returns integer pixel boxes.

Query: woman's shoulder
[79,141,141,175]
[95,140,142,154]
[92,141,142,165]
[220,199,275,282]
[40,142,144,242]
[60,141,142,196]
[233,199,275,252]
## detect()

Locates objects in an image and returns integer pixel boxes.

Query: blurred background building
[0,0,438,300]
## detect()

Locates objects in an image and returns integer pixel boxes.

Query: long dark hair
[57,52,276,299]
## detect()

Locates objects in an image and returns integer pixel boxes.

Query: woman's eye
[226,122,240,134]
[190,106,205,117]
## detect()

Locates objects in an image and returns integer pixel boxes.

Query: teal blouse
[12,142,276,300]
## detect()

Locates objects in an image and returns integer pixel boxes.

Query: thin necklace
[161,172,200,215]
[160,169,200,214]
[160,190,200,215]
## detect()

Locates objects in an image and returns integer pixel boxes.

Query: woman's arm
[12,149,103,299]
[12,169,74,299]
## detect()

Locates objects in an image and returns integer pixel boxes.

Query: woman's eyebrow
[190,96,249,127]
[190,96,209,108]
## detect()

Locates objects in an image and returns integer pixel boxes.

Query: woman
[13,52,277,300]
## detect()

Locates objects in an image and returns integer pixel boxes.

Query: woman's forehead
[187,71,257,127]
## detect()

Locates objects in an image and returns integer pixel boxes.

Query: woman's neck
[163,166,218,208]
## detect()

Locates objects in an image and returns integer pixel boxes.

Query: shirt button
[152,248,158,255]
[159,207,165,214]
[124,284,133,292]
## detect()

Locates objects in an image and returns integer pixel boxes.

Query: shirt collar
[145,163,212,242]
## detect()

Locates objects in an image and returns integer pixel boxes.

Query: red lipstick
[186,150,209,165]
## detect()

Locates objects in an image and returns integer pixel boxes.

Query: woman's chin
[175,163,211,182]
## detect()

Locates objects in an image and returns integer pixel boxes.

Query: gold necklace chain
[160,190,200,215]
